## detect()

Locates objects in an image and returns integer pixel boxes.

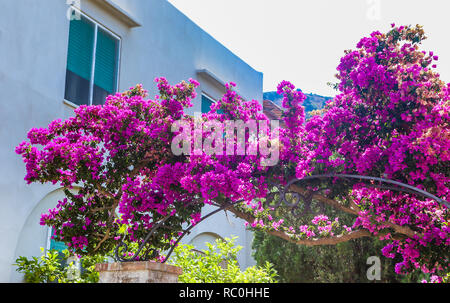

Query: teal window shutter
[94,28,118,93]
[48,228,70,270]
[64,17,95,105]
[49,227,68,252]
[202,95,225,114]
[66,17,94,82]
[92,28,119,104]
[50,238,68,252]
[65,15,119,105]
[201,95,214,113]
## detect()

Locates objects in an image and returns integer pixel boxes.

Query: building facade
[0,0,262,282]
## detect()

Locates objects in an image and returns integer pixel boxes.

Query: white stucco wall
[0,0,261,282]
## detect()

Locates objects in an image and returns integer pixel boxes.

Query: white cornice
[90,0,141,28]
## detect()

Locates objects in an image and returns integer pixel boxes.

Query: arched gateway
[114,174,449,263]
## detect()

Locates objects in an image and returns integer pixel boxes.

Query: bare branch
[94,229,110,252]
[289,184,423,239]
[224,203,371,245]
[89,205,114,213]
[290,184,358,215]
[270,229,372,246]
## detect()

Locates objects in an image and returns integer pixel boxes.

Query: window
[201,94,224,114]
[64,10,120,106]
[46,227,70,267]
[201,94,214,113]
[46,227,81,279]
[46,227,68,252]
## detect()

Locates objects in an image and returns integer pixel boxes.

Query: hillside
[263,90,332,115]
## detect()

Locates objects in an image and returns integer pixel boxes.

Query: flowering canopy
[17,25,448,279]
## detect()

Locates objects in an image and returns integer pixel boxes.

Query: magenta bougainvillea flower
[16,25,449,280]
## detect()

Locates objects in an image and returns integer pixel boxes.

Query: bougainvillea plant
[17,24,448,281]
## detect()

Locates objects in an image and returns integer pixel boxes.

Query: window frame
[45,226,81,280]
[45,226,52,253]
[64,6,122,107]
[201,92,217,113]
[45,226,69,253]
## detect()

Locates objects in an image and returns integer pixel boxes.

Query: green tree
[14,248,108,283]
[252,230,419,283]
[168,236,278,283]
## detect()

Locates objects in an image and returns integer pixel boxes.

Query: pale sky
[168,0,450,97]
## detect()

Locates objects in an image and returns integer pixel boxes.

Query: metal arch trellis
[268,174,450,211]
[114,174,449,263]
[114,198,245,263]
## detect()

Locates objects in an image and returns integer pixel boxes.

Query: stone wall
[95,261,182,283]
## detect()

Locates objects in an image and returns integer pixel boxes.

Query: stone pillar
[95,261,182,283]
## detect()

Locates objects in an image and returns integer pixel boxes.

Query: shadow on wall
[188,232,224,252]
[187,232,240,268]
